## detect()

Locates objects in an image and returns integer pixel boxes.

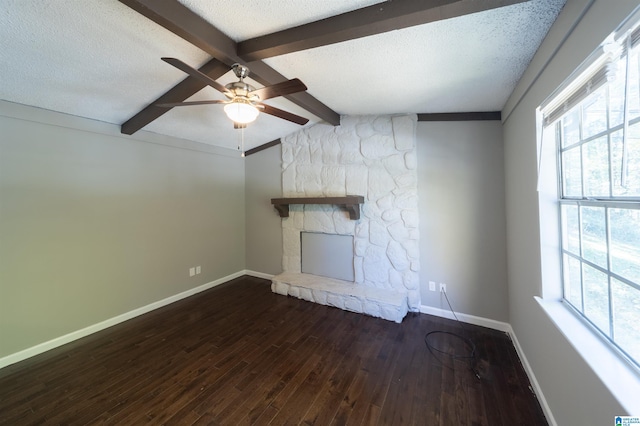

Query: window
[542,19,640,369]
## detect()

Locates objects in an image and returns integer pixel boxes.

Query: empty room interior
[1,0,639,424]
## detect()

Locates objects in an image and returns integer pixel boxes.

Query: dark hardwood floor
[0,276,547,425]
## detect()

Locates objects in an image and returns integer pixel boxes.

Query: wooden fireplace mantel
[271,195,365,220]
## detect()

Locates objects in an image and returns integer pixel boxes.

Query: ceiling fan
[157,58,310,128]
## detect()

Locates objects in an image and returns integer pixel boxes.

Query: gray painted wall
[502,0,638,423]
[417,121,508,322]
[244,144,283,275]
[0,103,246,358]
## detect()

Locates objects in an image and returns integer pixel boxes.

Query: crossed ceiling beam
[120,0,527,135]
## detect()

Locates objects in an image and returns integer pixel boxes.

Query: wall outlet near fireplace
[429,281,436,291]
[439,283,447,293]
[189,267,196,277]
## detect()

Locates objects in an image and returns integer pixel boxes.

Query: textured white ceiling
[0,0,566,152]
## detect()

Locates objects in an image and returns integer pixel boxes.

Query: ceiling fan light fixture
[224,100,259,124]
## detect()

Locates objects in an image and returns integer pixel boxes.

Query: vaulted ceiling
[0,0,566,152]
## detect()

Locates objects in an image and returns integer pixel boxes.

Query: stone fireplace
[271,114,419,323]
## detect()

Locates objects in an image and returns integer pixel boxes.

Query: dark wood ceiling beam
[237,0,530,61]
[118,0,340,127]
[121,58,229,135]
[417,111,501,121]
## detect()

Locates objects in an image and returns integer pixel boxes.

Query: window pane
[612,278,640,363]
[609,58,627,128]
[561,204,580,255]
[612,122,640,197]
[581,206,607,268]
[582,264,610,336]
[561,108,580,148]
[627,48,640,122]
[563,254,583,310]
[610,208,640,283]
[562,147,582,197]
[582,86,607,139]
[583,136,610,197]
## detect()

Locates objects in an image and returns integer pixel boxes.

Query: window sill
[535,297,640,413]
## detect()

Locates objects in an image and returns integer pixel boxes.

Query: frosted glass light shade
[224,101,259,124]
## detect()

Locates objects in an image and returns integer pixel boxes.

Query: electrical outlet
[196,266,201,274]
[189,267,196,277]
[439,283,446,293]
[429,281,436,291]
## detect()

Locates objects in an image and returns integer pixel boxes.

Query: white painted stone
[367,166,396,200]
[387,240,410,271]
[299,287,314,302]
[401,210,419,228]
[294,142,311,164]
[361,134,396,159]
[296,164,323,194]
[382,154,407,177]
[403,271,418,290]
[395,193,419,210]
[354,255,364,283]
[363,245,389,283]
[283,228,301,256]
[355,221,369,238]
[309,139,323,164]
[354,238,367,257]
[363,301,382,318]
[282,142,294,165]
[402,239,419,260]
[282,165,296,195]
[355,122,376,139]
[345,165,368,196]
[312,289,328,305]
[395,173,416,188]
[327,293,345,309]
[392,115,416,151]
[388,221,410,242]
[273,281,289,296]
[407,292,420,312]
[381,209,400,223]
[410,261,420,272]
[322,135,341,165]
[306,122,334,142]
[362,202,383,221]
[376,193,394,210]
[321,165,346,195]
[404,151,417,170]
[334,210,356,235]
[279,115,420,319]
[303,205,335,233]
[283,255,301,273]
[369,220,389,247]
[288,286,300,298]
[344,297,363,314]
[389,268,403,288]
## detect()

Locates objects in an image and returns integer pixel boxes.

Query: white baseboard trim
[243,270,275,280]
[419,304,556,425]
[0,270,246,370]
[419,305,511,332]
[506,325,557,426]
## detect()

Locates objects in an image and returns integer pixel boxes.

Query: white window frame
[536,6,640,413]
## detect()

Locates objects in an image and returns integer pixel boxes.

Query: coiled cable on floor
[424,290,480,379]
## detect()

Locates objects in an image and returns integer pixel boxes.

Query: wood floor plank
[0,276,548,425]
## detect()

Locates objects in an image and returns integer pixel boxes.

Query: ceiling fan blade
[251,78,307,101]
[162,57,231,96]
[259,103,309,125]
[156,100,227,108]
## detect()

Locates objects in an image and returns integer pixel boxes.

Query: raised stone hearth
[272,272,408,323]
[273,114,420,322]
